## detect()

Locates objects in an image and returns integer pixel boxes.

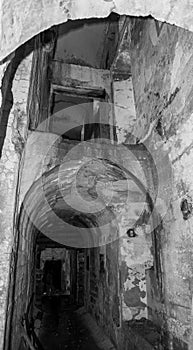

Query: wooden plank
[27,30,57,131]
[51,60,110,93]
[51,83,106,99]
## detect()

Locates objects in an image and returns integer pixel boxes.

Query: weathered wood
[51,60,110,93]
[27,30,57,131]
[51,83,106,99]
[100,13,120,69]
[99,99,111,139]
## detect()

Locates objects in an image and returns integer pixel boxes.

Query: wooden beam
[27,29,57,130]
[51,61,107,99]
[51,83,106,99]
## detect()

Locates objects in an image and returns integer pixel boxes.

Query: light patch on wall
[170,42,183,91]
[113,78,137,144]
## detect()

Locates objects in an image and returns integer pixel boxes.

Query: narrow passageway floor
[39,296,101,350]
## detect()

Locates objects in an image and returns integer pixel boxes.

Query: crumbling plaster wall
[116,149,160,339]
[1,53,32,350]
[128,16,193,348]
[119,220,154,322]
[111,65,158,327]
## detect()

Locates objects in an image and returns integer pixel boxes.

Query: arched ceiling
[1,0,193,62]
[19,157,150,248]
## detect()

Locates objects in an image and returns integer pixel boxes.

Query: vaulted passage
[1,14,170,350]
[1,11,192,350]
[23,237,102,350]
[5,140,161,350]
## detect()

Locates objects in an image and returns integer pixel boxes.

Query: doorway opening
[43,260,62,294]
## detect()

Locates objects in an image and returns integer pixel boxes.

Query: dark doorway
[43,260,62,293]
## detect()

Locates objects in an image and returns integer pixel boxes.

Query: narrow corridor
[39,296,101,350]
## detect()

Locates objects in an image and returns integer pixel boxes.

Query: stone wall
[129,16,193,348]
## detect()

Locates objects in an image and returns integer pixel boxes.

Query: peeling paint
[130,16,193,346]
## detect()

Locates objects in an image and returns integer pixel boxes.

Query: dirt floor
[39,296,101,350]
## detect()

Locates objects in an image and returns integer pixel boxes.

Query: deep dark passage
[39,296,100,350]
[43,260,62,292]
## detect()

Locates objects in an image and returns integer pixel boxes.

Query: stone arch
[0,1,193,63]
[18,156,154,247]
